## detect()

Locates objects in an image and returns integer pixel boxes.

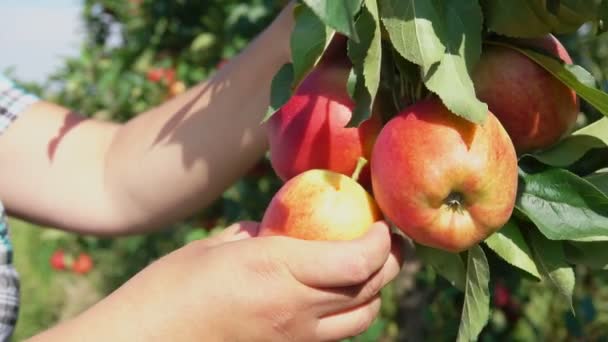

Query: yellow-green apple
[265,58,382,187]
[472,34,579,154]
[370,98,518,252]
[259,169,381,241]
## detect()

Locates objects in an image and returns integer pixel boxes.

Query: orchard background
[6,0,608,341]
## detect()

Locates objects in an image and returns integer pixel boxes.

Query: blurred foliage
[6,0,608,341]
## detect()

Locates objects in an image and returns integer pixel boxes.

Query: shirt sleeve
[0,74,40,136]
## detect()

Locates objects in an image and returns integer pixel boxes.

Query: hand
[30,220,404,342]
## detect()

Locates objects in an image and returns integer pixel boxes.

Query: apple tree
[263,0,608,341]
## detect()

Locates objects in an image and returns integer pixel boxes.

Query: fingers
[312,232,404,316]
[276,221,393,288]
[314,295,382,342]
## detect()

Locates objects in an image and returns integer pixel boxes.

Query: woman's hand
[29,220,404,342]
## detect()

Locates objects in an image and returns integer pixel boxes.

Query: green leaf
[415,243,466,291]
[302,0,362,41]
[586,171,608,194]
[516,167,608,242]
[529,118,608,167]
[560,0,601,30]
[529,230,575,312]
[564,241,608,269]
[346,0,382,127]
[457,245,490,342]
[485,221,541,279]
[290,5,335,89]
[480,0,597,38]
[263,63,294,122]
[566,64,597,89]
[480,0,553,37]
[423,0,488,124]
[379,0,444,73]
[190,33,216,53]
[487,41,608,119]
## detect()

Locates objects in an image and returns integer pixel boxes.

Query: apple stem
[351,157,369,182]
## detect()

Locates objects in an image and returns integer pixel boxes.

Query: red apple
[259,169,381,241]
[370,98,518,252]
[147,68,164,83]
[50,250,67,271]
[472,34,579,154]
[265,61,382,186]
[72,253,94,275]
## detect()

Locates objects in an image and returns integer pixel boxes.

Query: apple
[50,250,67,271]
[265,60,382,186]
[370,98,518,252]
[258,169,381,241]
[72,253,94,275]
[167,80,186,98]
[147,68,164,83]
[472,34,579,154]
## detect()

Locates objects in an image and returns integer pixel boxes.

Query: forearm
[27,244,223,342]
[0,5,294,236]
[102,7,294,233]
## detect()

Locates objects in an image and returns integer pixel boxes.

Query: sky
[0,0,84,83]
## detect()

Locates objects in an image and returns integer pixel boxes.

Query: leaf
[527,118,608,167]
[480,0,597,38]
[566,64,597,89]
[560,0,601,30]
[480,0,554,37]
[564,241,608,269]
[379,0,444,73]
[302,0,362,41]
[457,245,490,342]
[423,0,488,124]
[586,171,608,194]
[190,33,216,53]
[487,41,608,119]
[415,243,466,291]
[290,5,335,89]
[346,0,382,127]
[262,63,294,122]
[484,221,541,279]
[529,230,575,312]
[516,167,608,242]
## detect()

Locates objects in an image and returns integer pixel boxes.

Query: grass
[10,218,102,341]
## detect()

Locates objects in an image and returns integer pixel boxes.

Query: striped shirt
[0,74,40,341]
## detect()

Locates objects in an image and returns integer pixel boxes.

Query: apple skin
[472,34,579,154]
[370,98,518,252]
[258,169,381,241]
[265,59,382,187]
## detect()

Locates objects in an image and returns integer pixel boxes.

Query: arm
[0,4,294,236]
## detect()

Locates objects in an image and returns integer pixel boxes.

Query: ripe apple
[259,169,381,241]
[370,98,518,252]
[167,80,186,98]
[265,60,382,186]
[50,250,67,271]
[472,34,579,154]
[72,253,94,275]
[147,68,164,83]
